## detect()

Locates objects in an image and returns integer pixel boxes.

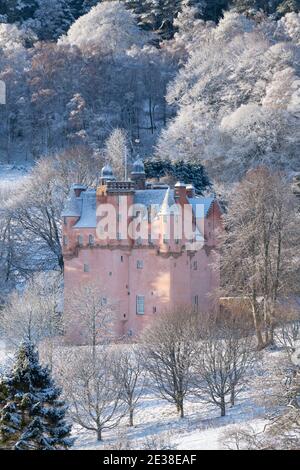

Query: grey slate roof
[62,187,217,228]
[74,190,97,228]
[188,197,215,218]
[61,189,82,217]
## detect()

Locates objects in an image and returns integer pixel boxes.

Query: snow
[0,164,30,184]
[0,340,286,450]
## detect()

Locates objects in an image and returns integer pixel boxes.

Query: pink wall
[63,196,223,342]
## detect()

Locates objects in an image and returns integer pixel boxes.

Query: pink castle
[62,160,223,340]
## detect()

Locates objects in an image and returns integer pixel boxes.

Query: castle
[62,160,223,340]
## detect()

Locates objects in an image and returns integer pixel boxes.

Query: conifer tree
[144,158,210,194]
[0,341,74,450]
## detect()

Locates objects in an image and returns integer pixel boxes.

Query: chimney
[72,183,87,198]
[174,182,187,205]
[186,184,195,198]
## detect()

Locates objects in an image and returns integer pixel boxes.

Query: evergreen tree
[172,160,211,194]
[31,0,74,40]
[124,0,206,39]
[277,0,300,14]
[0,342,74,450]
[145,158,210,194]
[67,0,98,19]
[2,0,39,23]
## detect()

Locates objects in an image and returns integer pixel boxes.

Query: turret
[131,158,146,190]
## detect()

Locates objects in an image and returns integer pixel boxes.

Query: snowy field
[0,340,273,450]
[0,164,30,183]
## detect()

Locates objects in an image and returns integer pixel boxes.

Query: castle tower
[100,164,116,185]
[131,158,146,190]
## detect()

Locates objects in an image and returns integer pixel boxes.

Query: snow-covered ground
[71,385,268,451]
[0,164,30,184]
[0,339,274,450]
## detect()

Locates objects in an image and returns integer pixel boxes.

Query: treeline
[0,1,299,41]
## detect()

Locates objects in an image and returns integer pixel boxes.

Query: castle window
[121,256,124,262]
[137,236,142,245]
[194,295,199,306]
[137,260,143,269]
[193,261,198,270]
[101,297,107,306]
[78,235,83,246]
[175,238,179,244]
[64,217,67,226]
[163,234,168,244]
[117,232,121,241]
[84,264,89,273]
[89,235,94,246]
[136,296,145,315]
[153,306,157,314]
[63,236,68,246]
[163,215,168,224]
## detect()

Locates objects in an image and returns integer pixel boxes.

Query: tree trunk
[220,396,226,417]
[129,408,134,427]
[97,428,102,441]
[252,304,265,350]
[177,399,184,418]
[230,385,235,407]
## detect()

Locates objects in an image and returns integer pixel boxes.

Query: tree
[7,159,65,271]
[112,346,146,426]
[28,0,74,41]
[59,348,126,441]
[65,282,116,357]
[105,128,129,180]
[61,1,150,56]
[0,341,73,450]
[0,272,63,367]
[142,307,197,418]
[193,314,256,416]
[144,158,210,193]
[220,168,300,349]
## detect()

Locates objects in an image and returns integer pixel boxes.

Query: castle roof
[62,187,218,228]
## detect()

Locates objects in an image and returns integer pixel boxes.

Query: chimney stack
[186,184,195,198]
[174,182,187,205]
[72,184,87,198]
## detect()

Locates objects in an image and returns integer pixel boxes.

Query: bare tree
[142,307,198,418]
[65,282,116,360]
[193,315,256,417]
[0,272,62,367]
[58,347,126,442]
[220,168,300,349]
[105,128,130,180]
[112,345,146,426]
[274,306,300,360]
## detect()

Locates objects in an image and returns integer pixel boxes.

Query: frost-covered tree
[59,348,126,441]
[206,103,299,181]
[27,0,74,41]
[60,1,149,55]
[142,308,198,418]
[0,341,73,450]
[65,282,116,355]
[112,346,146,426]
[220,168,300,349]
[104,128,130,180]
[1,272,63,367]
